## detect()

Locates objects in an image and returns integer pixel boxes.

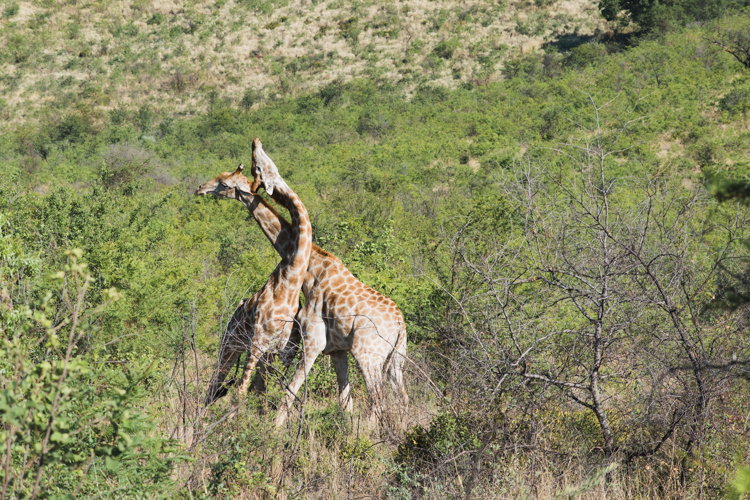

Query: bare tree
[420,90,750,496]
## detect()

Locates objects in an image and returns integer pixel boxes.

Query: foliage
[0,9,749,499]
[707,16,750,70]
[598,0,745,32]
[0,248,183,498]
[397,412,481,466]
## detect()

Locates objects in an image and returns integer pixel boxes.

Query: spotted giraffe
[198,138,312,419]
[196,144,408,426]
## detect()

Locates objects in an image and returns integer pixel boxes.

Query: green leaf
[105,456,120,472]
[50,431,70,443]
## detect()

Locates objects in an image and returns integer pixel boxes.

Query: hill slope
[0,0,606,124]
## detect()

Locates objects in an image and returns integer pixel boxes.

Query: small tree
[424,90,750,496]
[708,17,750,70]
[240,88,258,111]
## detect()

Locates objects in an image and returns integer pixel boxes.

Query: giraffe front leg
[237,339,269,397]
[205,345,242,406]
[330,351,352,412]
[251,354,273,394]
[274,321,326,427]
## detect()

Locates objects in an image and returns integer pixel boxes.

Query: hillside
[1,0,606,124]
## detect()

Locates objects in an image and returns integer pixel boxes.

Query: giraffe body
[196,145,408,426]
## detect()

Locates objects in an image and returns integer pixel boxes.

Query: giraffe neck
[265,181,312,277]
[237,191,294,257]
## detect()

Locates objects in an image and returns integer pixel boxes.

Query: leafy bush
[8,34,30,64]
[2,2,19,18]
[0,249,183,498]
[396,412,481,467]
[565,42,608,69]
[240,88,258,110]
[240,0,288,15]
[52,114,93,144]
[598,0,744,32]
[433,38,460,60]
[338,17,360,43]
[99,143,156,188]
[720,85,750,117]
[147,12,166,25]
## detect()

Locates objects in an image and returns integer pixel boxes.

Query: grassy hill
[0,0,606,124]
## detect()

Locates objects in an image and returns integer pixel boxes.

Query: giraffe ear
[263,169,275,196]
[237,163,244,172]
[256,161,276,196]
[252,137,277,196]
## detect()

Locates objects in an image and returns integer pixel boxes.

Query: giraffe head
[194,164,253,199]
[250,138,286,197]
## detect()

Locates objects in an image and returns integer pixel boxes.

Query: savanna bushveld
[2,0,750,497]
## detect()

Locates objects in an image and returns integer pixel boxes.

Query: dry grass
[0,0,608,127]
[145,337,741,499]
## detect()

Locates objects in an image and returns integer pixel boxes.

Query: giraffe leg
[387,340,409,408]
[206,298,252,405]
[205,345,242,406]
[251,354,273,394]
[274,319,326,427]
[248,316,302,394]
[357,361,388,421]
[330,351,352,412]
[237,338,270,396]
[278,317,302,369]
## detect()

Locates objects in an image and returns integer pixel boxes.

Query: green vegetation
[598,0,748,33]
[3,0,750,497]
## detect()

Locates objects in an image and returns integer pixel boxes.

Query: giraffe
[196,150,408,427]
[202,138,313,412]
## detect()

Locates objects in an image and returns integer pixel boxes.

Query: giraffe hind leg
[330,351,352,412]
[387,343,409,407]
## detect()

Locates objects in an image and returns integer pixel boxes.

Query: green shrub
[308,404,351,446]
[566,42,608,69]
[240,88,258,110]
[8,34,30,64]
[338,17,360,43]
[319,81,343,106]
[2,2,19,18]
[720,85,750,117]
[123,21,139,37]
[146,12,166,25]
[598,0,742,33]
[501,53,543,80]
[52,114,93,143]
[137,104,153,131]
[396,412,481,466]
[0,249,183,498]
[240,0,288,15]
[99,143,155,188]
[433,38,459,60]
[340,434,374,473]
